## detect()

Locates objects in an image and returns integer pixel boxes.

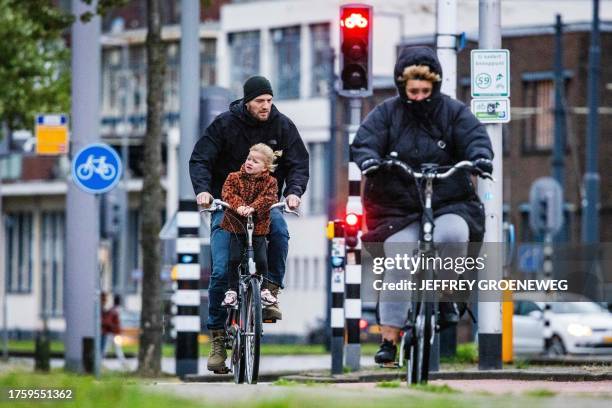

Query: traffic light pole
[434,0,459,369]
[174,0,201,378]
[582,0,600,244]
[345,98,363,372]
[477,0,503,370]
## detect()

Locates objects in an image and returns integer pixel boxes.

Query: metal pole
[175,0,201,378]
[118,42,132,299]
[344,98,362,372]
[552,15,566,192]
[477,0,503,370]
[435,0,458,368]
[65,0,101,374]
[1,173,6,361]
[325,47,337,351]
[552,14,568,243]
[582,0,600,244]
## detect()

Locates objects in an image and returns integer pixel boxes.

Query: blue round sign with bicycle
[71,143,122,194]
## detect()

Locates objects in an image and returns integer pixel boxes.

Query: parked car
[513,295,612,356]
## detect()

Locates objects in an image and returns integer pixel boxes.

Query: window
[307,142,329,215]
[165,42,180,113]
[310,23,331,97]
[200,38,217,86]
[522,79,554,152]
[228,31,260,98]
[5,213,33,293]
[272,26,300,100]
[41,212,65,317]
[0,154,22,180]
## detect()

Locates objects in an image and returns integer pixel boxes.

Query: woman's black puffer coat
[350,46,494,243]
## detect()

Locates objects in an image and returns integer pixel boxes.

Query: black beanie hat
[243,76,274,103]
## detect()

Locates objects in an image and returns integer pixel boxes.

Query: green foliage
[0,0,72,132]
[273,379,299,386]
[0,0,128,134]
[0,369,205,408]
[524,389,557,398]
[440,342,478,365]
[376,380,401,388]
[514,358,530,369]
[410,383,458,394]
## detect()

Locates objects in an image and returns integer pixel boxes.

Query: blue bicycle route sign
[71,143,122,194]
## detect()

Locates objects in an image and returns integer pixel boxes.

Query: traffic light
[344,212,361,248]
[339,4,372,97]
[528,177,563,236]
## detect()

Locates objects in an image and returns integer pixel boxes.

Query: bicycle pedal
[379,362,400,369]
[263,318,277,324]
[212,367,230,374]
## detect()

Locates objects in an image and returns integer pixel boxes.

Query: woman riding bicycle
[350,46,494,364]
[220,143,281,308]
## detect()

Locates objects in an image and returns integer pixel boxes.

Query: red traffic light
[345,213,359,227]
[341,12,369,29]
[339,4,372,96]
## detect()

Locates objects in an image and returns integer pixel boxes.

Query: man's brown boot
[207,329,228,373]
[262,282,282,320]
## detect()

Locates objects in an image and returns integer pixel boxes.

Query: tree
[138,0,165,377]
[0,0,72,134]
[0,0,128,139]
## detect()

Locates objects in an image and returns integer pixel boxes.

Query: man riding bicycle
[190,76,309,373]
[350,46,493,364]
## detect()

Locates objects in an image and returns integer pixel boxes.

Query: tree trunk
[138,0,165,377]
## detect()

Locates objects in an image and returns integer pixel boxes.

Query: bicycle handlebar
[199,199,300,217]
[362,152,494,181]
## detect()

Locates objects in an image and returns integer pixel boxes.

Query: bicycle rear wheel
[244,278,262,384]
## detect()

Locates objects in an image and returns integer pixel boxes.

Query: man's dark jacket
[350,46,494,243]
[190,99,309,200]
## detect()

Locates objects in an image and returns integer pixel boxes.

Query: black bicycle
[201,199,298,384]
[364,152,492,384]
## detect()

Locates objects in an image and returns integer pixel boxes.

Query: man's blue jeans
[207,208,289,330]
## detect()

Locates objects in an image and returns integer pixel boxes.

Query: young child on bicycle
[220,143,280,308]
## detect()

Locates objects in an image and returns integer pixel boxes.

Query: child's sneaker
[222,290,238,307]
[260,288,277,307]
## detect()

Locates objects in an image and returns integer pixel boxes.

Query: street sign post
[71,143,122,194]
[471,49,510,97]
[35,114,69,155]
[471,98,511,123]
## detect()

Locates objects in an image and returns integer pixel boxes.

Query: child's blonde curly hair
[250,143,282,173]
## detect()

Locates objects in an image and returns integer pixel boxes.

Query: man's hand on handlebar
[285,194,301,210]
[196,192,214,207]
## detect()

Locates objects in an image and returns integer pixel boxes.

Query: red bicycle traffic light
[339,4,372,97]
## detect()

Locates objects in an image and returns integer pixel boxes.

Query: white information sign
[471,98,511,123]
[471,49,510,98]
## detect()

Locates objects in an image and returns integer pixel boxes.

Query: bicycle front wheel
[408,300,433,384]
[244,278,262,384]
[231,307,245,384]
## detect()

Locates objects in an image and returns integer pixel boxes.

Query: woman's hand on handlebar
[360,158,383,175]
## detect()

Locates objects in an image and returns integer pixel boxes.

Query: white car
[513,298,612,355]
